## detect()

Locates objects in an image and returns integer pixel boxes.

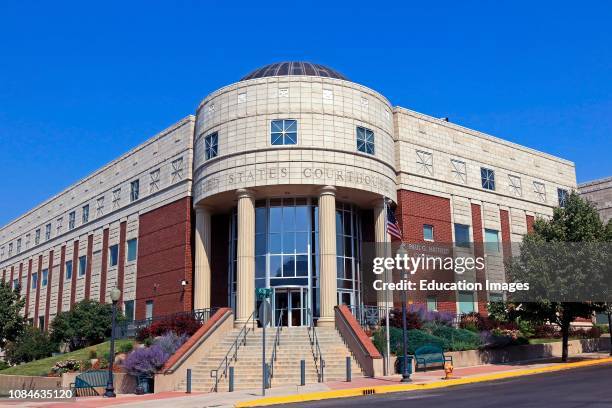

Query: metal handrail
[209,310,256,392]
[306,308,325,382]
[268,309,284,384]
[116,307,218,339]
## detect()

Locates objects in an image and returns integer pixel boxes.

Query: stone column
[235,189,255,325]
[317,186,337,326]
[194,205,212,310]
[374,199,393,308]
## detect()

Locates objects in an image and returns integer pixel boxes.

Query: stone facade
[0,62,579,324]
[579,176,612,224]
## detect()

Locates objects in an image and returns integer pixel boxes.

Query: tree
[506,192,611,362]
[5,325,58,365]
[50,299,125,351]
[0,280,26,350]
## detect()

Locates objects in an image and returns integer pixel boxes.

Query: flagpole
[383,196,391,376]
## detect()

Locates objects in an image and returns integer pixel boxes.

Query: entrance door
[273,287,307,327]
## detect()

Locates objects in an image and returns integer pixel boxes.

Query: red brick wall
[99,228,109,303]
[57,246,66,313]
[136,197,193,319]
[526,215,535,233]
[34,255,42,327]
[210,213,230,308]
[84,235,93,300]
[499,209,512,261]
[471,204,488,315]
[117,222,127,306]
[395,190,456,313]
[25,261,31,319]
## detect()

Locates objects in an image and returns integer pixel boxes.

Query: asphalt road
[286,364,612,408]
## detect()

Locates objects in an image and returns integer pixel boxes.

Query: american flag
[386,201,402,240]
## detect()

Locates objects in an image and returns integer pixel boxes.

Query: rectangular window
[124,300,135,321]
[112,189,121,209]
[68,211,76,230]
[533,181,546,202]
[42,269,48,287]
[489,293,504,303]
[127,238,137,262]
[508,174,522,197]
[12,278,18,290]
[8,243,12,256]
[423,224,434,241]
[45,223,52,240]
[485,229,500,252]
[426,296,437,312]
[481,167,495,190]
[416,150,433,176]
[356,126,375,155]
[82,204,89,223]
[204,132,219,160]
[458,291,475,314]
[56,217,63,235]
[145,300,154,319]
[109,244,119,267]
[451,159,467,184]
[35,229,40,245]
[96,197,104,216]
[271,119,297,145]
[16,239,21,254]
[65,260,73,280]
[25,234,30,249]
[38,316,45,331]
[454,224,470,248]
[130,180,140,202]
[32,272,38,289]
[1,246,4,259]
[78,255,87,277]
[557,188,569,207]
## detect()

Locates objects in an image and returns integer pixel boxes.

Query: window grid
[130,180,140,202]
[451,159,467,184]
[204,132,219,160]
[557,188,569,207]
[508,175,522,197]
[416,150,433,176]
[356,126,375,155]
[271,120,297,145]
[481,168,496,190]
[533,182,546,202]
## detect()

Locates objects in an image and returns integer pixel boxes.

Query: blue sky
[1,1,611,226]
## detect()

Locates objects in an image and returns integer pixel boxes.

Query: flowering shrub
[122,345,169,377]
[51,359,81,375]
[136,314,201,341]
[154,332,188,356]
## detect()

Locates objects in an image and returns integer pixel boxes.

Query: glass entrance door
[273,287,308,327]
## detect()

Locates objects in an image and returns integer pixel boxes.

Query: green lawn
[528,337,585,345]
[0,339,133,377]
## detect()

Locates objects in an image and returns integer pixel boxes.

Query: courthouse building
[0,62,576,329]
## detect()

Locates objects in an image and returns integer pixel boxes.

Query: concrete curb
[235,357,612,407]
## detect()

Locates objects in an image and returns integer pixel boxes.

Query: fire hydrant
[443,362,454,379]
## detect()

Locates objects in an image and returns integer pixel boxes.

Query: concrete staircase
[182,325,364,392]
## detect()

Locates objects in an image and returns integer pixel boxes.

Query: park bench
[70,369,108,396]
[414,344,452,371]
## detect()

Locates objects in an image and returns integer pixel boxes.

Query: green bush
[5,326,58,365]
[373,327,448,355]
[119,342,134,353]
[50,299,125,351]
[425,324,482,351]
[0,360,10,370]
[88,350,97,359]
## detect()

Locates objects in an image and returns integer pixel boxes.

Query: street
[286,364,612,408]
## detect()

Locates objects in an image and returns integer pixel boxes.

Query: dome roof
[240,62,347,81]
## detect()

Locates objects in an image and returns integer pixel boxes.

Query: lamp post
[398,246,411,382]
[104,287,121,398]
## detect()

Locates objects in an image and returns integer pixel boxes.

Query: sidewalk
[2,352,610,408]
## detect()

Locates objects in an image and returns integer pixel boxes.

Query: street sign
[258,299,272,327]
[256,288,272,300]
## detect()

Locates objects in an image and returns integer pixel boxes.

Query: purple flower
[122,345,169,376]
